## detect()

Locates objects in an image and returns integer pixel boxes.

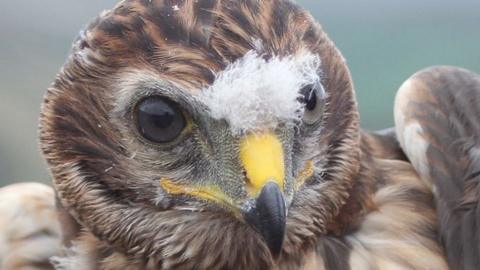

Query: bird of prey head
[40,0,359,268]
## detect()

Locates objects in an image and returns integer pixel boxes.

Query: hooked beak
[244,181,286,257]
[160,131,289,257]
[240,132,287,257]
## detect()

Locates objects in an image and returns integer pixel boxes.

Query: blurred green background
[0,1,479,186]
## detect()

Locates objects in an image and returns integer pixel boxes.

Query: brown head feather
[40,0,359,268]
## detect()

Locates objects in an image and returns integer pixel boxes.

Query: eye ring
[300,81,326,125]
[134,96,190,145]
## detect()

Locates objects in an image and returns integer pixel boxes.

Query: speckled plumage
[0,0,479,269]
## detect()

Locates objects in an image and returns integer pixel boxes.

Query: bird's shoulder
[394,66,480,269]
[308,131,450,270]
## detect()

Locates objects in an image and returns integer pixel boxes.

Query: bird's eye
[301,81,326,125]
[135,96,186,144]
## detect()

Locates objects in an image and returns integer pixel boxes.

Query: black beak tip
[245,182,287,257]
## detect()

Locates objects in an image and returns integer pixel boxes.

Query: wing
[394,66,480,270]
[0,183,61,270]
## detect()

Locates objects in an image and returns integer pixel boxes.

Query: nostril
[242,169,248,180]
[242,169,256,195]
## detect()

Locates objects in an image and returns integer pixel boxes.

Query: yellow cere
[239,132,285,195]
[159,178,239,214]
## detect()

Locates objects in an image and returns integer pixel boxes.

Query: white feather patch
[199,50,322,134]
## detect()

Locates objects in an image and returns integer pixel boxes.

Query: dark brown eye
[301,82,326,124]
[135,96,186,143]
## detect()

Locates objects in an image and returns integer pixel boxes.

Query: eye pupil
[305,89,317,111]
[136,96,186,143]
[151,112,174,129]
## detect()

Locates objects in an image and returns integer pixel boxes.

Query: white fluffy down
[200,50,322,134]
